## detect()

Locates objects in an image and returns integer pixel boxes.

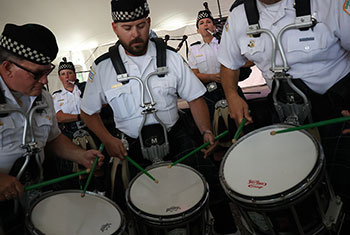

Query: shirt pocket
[151,79,177,110]
[34,114,53,145]
[287,29,326,54]
[195,54,208,73]
[0,117,16,148]
[105,85,137,120]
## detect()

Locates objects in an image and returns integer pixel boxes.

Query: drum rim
[25,189,126,235]
[219,124,324,206]
[126,162,210,224]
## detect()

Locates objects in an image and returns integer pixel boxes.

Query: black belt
[59,121,86,131]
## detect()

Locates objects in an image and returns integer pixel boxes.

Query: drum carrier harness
[239,0,317,125]
[108,38,170,163]
[0,86,49,212]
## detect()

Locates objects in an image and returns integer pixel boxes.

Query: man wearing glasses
[0,23,104,234]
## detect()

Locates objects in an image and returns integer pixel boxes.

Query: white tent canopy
[0,0,264,92]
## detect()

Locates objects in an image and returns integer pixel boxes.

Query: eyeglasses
[8,60,55,80]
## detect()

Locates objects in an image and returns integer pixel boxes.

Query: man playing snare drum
[80,0,240,233]
[0,23,104,234]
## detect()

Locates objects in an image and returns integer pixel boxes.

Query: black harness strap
[0,85,8,117]
[244,0,260,37]
[294,0,314,31]
[109,41,128,84]
[240,0,312,37]
[108,39,167,79]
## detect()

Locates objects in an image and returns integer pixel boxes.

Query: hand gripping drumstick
[169,130,229,168]
[270,116,350,135]
[232,117,247,144]
[81,144,104,197]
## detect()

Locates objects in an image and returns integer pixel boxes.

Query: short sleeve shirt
[218,0,350,94]
[0,76,61,174]
[188,38,221,74]
[52,86,81,114]
[81,41,206,138]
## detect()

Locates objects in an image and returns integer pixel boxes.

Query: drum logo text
[248,179,267,189]
[100,223,112,232]
[166,206,181,213]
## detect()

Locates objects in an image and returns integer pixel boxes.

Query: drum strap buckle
[272,75,312,125]
[139,106,170,163]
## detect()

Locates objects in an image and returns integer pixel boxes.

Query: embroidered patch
[58,99,64,102]
[344,0,350,15]
[88,66,96,82]
[225,21,229,32]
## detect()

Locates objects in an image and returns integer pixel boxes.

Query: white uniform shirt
[0,76,61,174]
[188,38,221,74]
[52,85,81,114]
[218,0,350,94]
[81,41,206,138]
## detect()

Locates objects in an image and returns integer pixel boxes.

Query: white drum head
[30,191,122,235]
[129,164,205,216]
[223,126,318,198]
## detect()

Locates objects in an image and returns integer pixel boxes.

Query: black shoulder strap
[294,0,313,31]
[243,0,313,37]
[244,0,261,37]
[52,89,62,95]
[190,41,201,47]
[151,37,167,77]
[0,85,8,117]
[108,39,167,79]
[109,41,128,76]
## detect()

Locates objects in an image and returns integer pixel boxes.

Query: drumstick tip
[81,193,86,198]
[231,138,237,144]
[167,164,172,168]
[270,131,276,135]
[154,180,159,184]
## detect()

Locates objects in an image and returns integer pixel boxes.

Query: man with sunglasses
[0,23,104,234]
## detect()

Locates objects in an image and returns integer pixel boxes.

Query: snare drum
[126,162,209,235]
[220,124,343,235]
[26,190,126,235]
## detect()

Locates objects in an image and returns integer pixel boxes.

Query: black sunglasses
[8,60,55,80]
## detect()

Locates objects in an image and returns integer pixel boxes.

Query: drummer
[80,0,239,234]
[218,0,350,225]
[0,23,104,234]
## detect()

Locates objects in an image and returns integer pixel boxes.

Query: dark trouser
[0,201,25,235]
[116,115,238,233]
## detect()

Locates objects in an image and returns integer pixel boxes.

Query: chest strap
[230,0,314,38]
[108,38,168,80]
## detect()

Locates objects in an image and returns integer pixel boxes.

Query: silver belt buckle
[206,82,217,92]
[76,120,86,129]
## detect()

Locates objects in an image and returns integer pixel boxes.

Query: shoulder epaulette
[230,0,244,11]
[94,52,110,65]
[52,90,62,95]
[190,41,201,47]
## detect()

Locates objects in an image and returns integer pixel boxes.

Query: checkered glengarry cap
[0,23,58,65]
[111,0,150,22]
[196,10,214,28]
[58,57,75,74]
